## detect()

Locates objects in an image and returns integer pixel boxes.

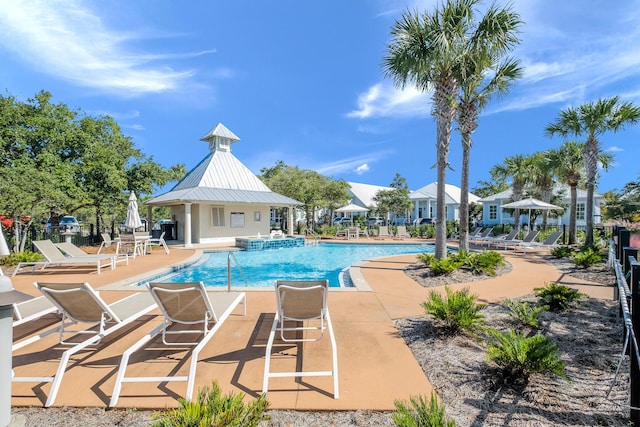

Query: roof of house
[409,182,480,204]
[146,123,300,207]
[478,184,603,203]
[347,182,391,208]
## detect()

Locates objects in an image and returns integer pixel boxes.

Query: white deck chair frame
[13,295,57,327]
[54,241,128,267]
[12,282,156,407]
[263,280,339,399]
[109,282,246,407]
[13,240,115,276]
[144,231,170,254]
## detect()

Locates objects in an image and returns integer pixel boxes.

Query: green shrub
[417,253,436,265]
[502,299,548,328]
[464,250,505,276]
[534,282,586,311]
[485,329,566,382]
[570,246,602,268]
[448,250,471,264]
[0,251,42,267]
[151,381,269,427]
[429,258,462,276]
[422,286,486,334]
[550,245,572,259]
[392,392,456,427]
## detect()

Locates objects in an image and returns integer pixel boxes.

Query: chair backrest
[397,226,407,235]
[480,227,494,237]
[32,240,69,262]
[35,282,119,324]
[542,231,562,245]
[275,280,328,321]
[522,230,540,243]
[101,233,113,245]
[378,227,390,236]
[55,241,89,257]
[469,228,483,237]
[156,231,166,241]
[502,229,519,240]
[148,282,216,325]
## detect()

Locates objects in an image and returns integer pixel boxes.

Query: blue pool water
[157,243,434,288]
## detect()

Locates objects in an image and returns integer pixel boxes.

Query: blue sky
[1,0,639,196]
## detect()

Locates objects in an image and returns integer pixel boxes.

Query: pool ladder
[227,252,249,291]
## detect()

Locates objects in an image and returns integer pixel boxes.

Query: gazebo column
[147,205,153,232]
[184,202,193,248]
[288,206,294,235]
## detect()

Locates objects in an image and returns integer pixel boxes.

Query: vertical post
[184,202,192,248]
[630,261,640,425]
[626,248,639,284]
[620,228,630,264]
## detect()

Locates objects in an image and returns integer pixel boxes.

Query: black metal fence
[610,225,640,424]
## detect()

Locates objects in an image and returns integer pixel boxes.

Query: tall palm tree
[457,42,522,251]
[384,1,471,258]
[490,154,532,230]
[384,0,516,258]
[545,96,640,246]
[547,142,614,245]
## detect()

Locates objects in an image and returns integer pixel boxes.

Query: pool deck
[9,237,614,410]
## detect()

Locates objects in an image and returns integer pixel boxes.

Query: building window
[576,203,585,220]
[230,212,245,228]
[489,205,497,220]
[254,211,261,222]
[211,207,225,227]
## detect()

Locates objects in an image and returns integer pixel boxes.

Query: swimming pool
[154,243,434,288]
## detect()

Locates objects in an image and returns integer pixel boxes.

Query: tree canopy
[0,90,185,249]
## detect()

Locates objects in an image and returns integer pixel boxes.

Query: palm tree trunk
[569,183,578,245]
[583,137,599,246]
[433,80,456,259]
[459,137,471,252]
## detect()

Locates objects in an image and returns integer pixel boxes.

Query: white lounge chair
[97,232,121,255]
[55,241,128,266]
[503,230,540,251]
[470,227,494,244]
[520,230,563,253]
[483,229,519,248]
[13,240,115,276]
[109,282,246,407]
[263,280,339,399]
[375,226,391,240]
[395,225,411,240]
[12,282,156,407]
[13,295,57,328]
[144,231,170,254]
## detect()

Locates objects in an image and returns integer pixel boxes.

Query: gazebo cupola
[200,122,240,153]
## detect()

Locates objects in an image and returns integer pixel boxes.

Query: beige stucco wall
[186,203,273,244]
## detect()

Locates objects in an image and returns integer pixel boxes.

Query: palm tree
[529,151,556,228]
[490,154,532,230]
[384,0,516,258]
[547,142,614,245]
[457,22,522,251]
[545,97,640,246]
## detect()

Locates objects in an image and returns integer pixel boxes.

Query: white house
[409,182,480,223]
[478,185,604,228]
[145,123,300,247]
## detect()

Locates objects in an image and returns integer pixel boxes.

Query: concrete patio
[9,239,614,410]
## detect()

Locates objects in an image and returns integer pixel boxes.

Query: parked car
[413,218,434,226]
[152,219,173,231]
[46,215,81,233]
[366,217,385,226]
[392,216,407,226]
[333,217,352,226]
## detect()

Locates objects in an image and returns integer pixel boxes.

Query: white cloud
[347,82,431,119]
[354,164,370,175]
[606,146,624,153]
[0,0,216,95]
[315,151,391,176]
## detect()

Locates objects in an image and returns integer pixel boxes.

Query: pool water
[161,243,434,288]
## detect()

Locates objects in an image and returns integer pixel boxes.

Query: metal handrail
[227,252,249,291]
